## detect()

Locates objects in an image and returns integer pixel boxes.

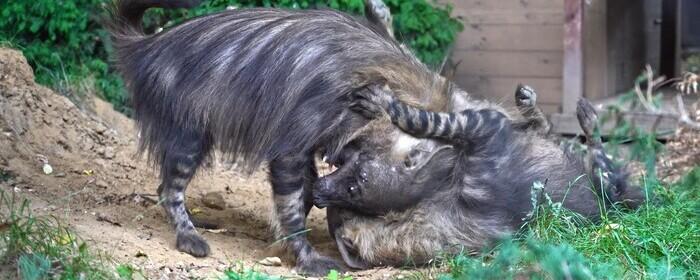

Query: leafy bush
[0,0,127,112]
[385,0,462,67]
[0,0,462,114]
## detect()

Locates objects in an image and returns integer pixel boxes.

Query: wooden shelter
[444,0,698,135]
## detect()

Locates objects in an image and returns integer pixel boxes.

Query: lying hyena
[314,85,644,268]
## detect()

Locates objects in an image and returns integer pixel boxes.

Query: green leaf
[116,264,134,279]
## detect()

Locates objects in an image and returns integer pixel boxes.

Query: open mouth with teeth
[316,155,340,177]
[312,154,346,209]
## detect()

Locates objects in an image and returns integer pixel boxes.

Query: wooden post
[660,0,681,79]
[562,0,584,114]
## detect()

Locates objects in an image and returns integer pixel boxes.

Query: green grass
[441,167,700,280]
[0,190,118,279]
[220,267,281,280]
[219,266,355,280]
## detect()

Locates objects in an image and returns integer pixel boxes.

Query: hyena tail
[576,99,644,209]
[105,0,201,41]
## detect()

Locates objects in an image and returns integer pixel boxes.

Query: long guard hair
[106,0,446,171]
[104,0,453,274]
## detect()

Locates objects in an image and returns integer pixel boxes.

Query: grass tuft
[220,265,355,280]
[0,190,115,279]
[220,266,281,280]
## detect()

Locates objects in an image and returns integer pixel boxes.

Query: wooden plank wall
[444,0,565,113]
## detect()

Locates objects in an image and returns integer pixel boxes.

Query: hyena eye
[348,185,360,195]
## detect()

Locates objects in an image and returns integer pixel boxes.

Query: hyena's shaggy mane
[105,0,451,172]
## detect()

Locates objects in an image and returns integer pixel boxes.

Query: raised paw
[176,230,211,257]
[296,253,345,276]
[350,84,395,119]
[515,84,538,108]
[576,98,599,138]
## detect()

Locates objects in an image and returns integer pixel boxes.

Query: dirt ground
[0,49,420,279]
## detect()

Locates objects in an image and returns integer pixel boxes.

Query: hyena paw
[296,253,344,276]
[350,84,394,119]
[176,230,211,257]
[515,84,537,108]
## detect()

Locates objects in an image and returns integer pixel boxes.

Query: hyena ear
[404,141,454,170]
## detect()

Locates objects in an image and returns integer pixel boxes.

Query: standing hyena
[313,85,644,268]
[106,0,483,274]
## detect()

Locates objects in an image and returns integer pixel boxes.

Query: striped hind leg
[269,154,342,276]
[157,128,211,257]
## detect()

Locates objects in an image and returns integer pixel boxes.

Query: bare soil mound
[0,48,405,279]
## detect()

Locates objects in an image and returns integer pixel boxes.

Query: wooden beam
[550,111,678,139]
[582,0,607,100]
[455,76,563,104]
[455,24,564,51]
[562,0,583,114]
[660,0,681,78]
[451,50,562,77]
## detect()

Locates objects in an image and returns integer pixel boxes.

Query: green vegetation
[220,267,355,280]
[0,0,125,112]
[0,0,463,114]
[221,267,282,280]
[0,190,117,279]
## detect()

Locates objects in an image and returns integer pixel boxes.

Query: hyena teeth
[318,163,338,178]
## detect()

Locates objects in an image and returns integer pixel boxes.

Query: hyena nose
[312,179,335,207]
[315,179,334,195]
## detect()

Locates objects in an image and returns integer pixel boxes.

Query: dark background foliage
[0,0,463,114]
